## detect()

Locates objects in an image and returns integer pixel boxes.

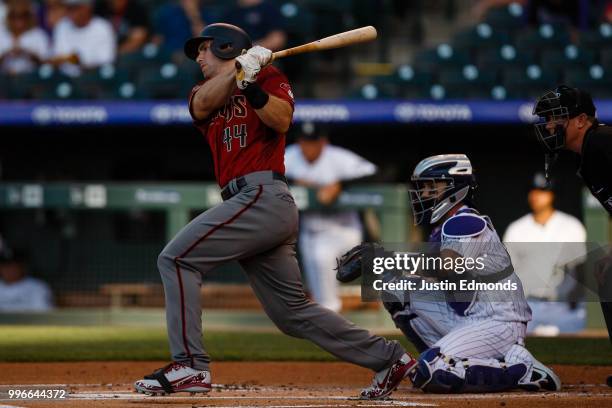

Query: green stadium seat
[98,81,146,100]
[564,65,612,98]
[476,44,535,71]
[579,23,612,51]
[7,64,69,99]
[439,64,497,99]
[540,46,596,82]
[116,43,170,78]
[348,83,393,100]
[39,80,85,100]
[373,64,433,98]
[452,23,510,52]
[484,3,526,30]
[414,44,470,70]
[73,65,131,99]
[502,64,557,98]
[136,63,194,99]
[515,24,570,51]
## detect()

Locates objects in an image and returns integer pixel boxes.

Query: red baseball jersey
[188,65,295,187]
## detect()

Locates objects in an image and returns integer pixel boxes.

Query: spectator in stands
[0,0,7,31]
[604,0,612,23]
[0,0,50,75]
[95,0,150,55]
[503,172,587,335]
[51,0,116,76]
[0,249,54,312]
[152,0,216,56]
[221,0,287,51]
[39,0,67,34]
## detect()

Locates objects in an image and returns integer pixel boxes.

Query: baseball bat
[271,26,378,60]
[236,26,377,71]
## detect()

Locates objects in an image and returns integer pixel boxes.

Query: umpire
[532,86,612,359]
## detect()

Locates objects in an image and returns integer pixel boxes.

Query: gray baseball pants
[157,171,405,372]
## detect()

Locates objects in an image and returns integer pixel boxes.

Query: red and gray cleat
[359,353,417,400]
[134,362,211,396]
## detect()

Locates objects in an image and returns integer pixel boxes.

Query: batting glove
[246,45,273,66]
[235,53,261,90]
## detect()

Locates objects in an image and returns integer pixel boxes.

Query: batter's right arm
[191,64,236,121]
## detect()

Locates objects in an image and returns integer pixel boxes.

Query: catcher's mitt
[335,242,382,283]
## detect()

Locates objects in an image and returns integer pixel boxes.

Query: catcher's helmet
[409,154,476,225]
[532,85,596,153]
[184,23,252,61]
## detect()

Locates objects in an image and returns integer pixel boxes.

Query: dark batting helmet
[409,154,477,225]
[184,23,252,61]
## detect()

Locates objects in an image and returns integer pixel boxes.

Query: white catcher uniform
[285,144,377,311]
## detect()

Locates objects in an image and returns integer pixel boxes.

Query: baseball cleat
[134,362,212,395]
[359,353,417,400]
[518,361,561,392]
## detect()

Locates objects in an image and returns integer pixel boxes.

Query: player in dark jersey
[134,23,415,400]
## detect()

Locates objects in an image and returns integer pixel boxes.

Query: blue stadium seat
[98,81,145,100]
[116,43,170,79]
[540,45,597,82]
[39,80,85,100]
[348,83,393,100]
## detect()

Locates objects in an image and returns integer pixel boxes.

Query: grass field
[1,325,611,365]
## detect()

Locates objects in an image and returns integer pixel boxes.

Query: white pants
[299,225,362,312]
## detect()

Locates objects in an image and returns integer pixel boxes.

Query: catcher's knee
[393,313,429,353]
[411,347,527,393]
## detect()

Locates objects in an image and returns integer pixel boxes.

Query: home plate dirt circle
[1,361,611,407]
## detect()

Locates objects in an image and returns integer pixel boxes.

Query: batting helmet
[532,85,596,153]
[184,23,252,61]
[409,154,477,225]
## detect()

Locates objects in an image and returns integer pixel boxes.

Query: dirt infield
[1,362,611,408]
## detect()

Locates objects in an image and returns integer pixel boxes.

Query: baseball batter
[134,23,415,399]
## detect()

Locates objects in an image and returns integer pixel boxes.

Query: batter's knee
[157,249,177,276]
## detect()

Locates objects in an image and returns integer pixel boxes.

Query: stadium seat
[348,82,393,100]
[414,44,470,70]
[452,23,510,52]
[73,65,131,99]
[7,64,70,99]
[136,63,194,99]
[564,65,612,98]
[579,23,612,51]
[502,64,557,98]
[515,24,570,51]
[540,46,597,82]
[98,81,145,100]
[116,43,170,79]
[374,64,433,98]
[439,64,497,99]
[484,3,526,30]
[476,44,536,71]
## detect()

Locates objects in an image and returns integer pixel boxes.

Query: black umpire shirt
[578,122,612,215]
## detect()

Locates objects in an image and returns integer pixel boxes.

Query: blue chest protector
[429,207,489,316]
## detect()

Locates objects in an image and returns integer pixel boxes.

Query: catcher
[337,154,561,393]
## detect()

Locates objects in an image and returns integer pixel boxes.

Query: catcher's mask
[532,85,596,179]
[533,85,595,153]
[409,154,476,225]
